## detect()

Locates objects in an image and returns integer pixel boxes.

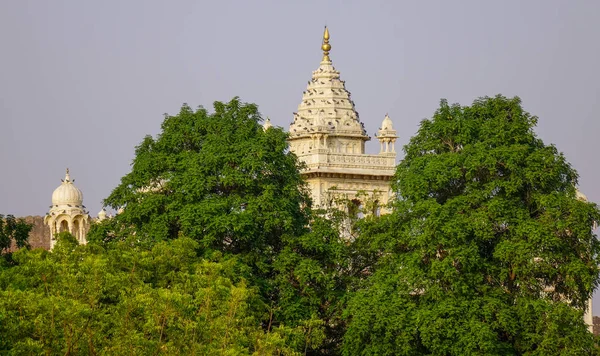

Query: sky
[1,0,599,310]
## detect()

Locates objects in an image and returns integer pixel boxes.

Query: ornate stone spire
[289,27,369,148]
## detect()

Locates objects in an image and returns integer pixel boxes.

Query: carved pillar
[68,218,74,236]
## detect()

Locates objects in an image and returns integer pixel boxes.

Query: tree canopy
[343,95,600,355]
[88,98,349,354]
[2,95,598,355]
[100,98,309,252]
[0,233,303,355]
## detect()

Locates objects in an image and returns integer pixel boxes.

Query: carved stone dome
[51,169,84,206]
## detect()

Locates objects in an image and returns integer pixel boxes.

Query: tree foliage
[87,98,349,354]
[99,98,309,251]
[4,95,597,355]
[343,95,600,355]
[0,214,32,254]
[0,234,302,355]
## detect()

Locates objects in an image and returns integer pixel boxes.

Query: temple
[37,27,594,331]
[285,27,397,214]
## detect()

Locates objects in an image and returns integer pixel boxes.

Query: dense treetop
[92,98,348,354]
[0,233,307,355]
[100,98,310,251]
[343,95,600,355]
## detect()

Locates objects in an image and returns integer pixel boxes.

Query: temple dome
[51,169,83,206]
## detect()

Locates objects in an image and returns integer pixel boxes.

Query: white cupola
[44,168,90,249]
[51,169,84,207]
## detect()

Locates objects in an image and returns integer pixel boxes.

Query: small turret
[263,117,273,130]
[97,208,107,221]
[377,114,398,154]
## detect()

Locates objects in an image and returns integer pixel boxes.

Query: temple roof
[289,27,369,142]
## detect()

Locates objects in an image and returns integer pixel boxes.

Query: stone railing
[299,152,396,172]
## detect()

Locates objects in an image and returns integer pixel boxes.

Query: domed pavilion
[44,169,90,248]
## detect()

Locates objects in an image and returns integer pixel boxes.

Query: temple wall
[22,215,51,250]
[6,215,91,252]
[4,215,50,252]
[306,176,394,214]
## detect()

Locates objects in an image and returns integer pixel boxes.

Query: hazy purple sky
[1,1,600,309]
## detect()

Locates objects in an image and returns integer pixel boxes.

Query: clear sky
[1,0,599,311]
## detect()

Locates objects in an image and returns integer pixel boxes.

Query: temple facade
[285,27,397,214]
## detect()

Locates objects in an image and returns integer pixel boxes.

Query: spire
[289,26,369,143]
[65,168,71,183]
[321,26,331,62]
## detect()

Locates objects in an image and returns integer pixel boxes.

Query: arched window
[348,199,364,219]
[59,220,69,233]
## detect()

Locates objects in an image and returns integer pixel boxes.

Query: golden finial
[321,26,331,62]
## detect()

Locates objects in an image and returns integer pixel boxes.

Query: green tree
[96,98,309,261]
[343,95,600,355]
[273,213,350,354]
[0,235,301,355]
[88,97,350,353]
[0,214,32,254]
